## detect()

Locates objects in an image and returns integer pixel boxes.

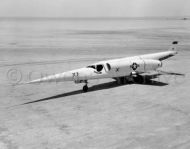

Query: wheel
[120,77,126,84]
[133,75,144,84]
[83,85,88,92]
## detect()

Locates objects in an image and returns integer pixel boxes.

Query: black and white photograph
[0,0,190,148]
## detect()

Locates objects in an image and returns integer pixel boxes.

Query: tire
[83,85,88,92]
[134,75,144,84]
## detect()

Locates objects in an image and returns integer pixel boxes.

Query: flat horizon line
[0,16,189,20]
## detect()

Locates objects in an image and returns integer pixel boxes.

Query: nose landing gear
[83,85,88,92]
[82,80,88,92]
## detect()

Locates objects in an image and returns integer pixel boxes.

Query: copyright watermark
[6,68,61,85]
[7,69,22,84]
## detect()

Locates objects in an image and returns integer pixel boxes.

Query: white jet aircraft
[28,41,181,92]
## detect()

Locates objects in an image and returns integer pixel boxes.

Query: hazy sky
[0,0,189,17]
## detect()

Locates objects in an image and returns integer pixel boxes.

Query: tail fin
[168,41,178,51]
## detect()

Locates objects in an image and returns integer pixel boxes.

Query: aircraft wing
[138,70,185,78]
[157,70,185,76]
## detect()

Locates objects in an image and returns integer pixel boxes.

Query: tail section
[140,41,179,61]
[158,41,178,60]
[168,41,178,51]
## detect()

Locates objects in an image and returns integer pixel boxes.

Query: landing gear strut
[83,81,88,92]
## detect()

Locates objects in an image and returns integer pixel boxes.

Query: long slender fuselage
[29,50,177,84]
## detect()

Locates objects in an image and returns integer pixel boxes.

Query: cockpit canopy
[87,64,103,72]
[87,63,111,72]
[87,65,96,69]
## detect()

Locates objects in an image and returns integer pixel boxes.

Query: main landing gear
[133,75,144,84]
[116,74,144,85]
[83,81,88,92]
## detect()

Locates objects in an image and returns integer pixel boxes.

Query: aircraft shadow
[21,75,167,105]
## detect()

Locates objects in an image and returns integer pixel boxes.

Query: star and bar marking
[130,62,139,71]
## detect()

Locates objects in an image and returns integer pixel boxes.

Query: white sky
[0,0,189,17]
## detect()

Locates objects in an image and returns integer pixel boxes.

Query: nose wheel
[83,81,88,92]
[83,84,88,92]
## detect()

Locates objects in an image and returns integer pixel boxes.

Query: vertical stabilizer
[168,41,178,51]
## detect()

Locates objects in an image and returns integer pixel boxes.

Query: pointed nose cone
[27,72,74,84]
[61,72,73,81]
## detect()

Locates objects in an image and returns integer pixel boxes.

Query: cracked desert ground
[0,18,190,149]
